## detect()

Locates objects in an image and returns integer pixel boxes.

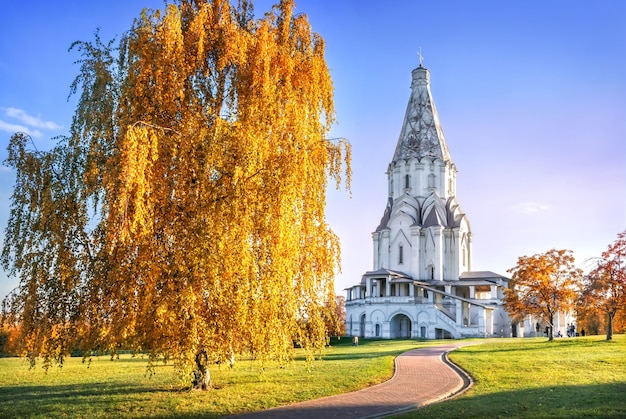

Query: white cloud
[0,119,43,137]
[4,107,62,130]
[0,107,62,138]
[512,202,551,214]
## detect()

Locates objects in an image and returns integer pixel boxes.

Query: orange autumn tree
[0,0,350,389]
[578,231,626,341]
[504,249,582,341]
[323,295,345,337]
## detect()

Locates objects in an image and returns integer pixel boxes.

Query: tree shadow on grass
[0,382,173,402]
[409,382,626,419]
[0,382,178,418]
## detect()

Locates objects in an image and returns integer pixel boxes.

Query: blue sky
[1,1,625,301]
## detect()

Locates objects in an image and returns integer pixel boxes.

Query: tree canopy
[1,0,350,389]
[578,230,626,341]
[504,249,582,341]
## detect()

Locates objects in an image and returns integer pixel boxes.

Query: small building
[345,64,513,339]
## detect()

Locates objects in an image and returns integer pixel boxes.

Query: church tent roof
[391,65,452,164]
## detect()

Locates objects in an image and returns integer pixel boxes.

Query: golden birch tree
[1,0,350,389]
[578,231,626,341]
[504,249,582,341]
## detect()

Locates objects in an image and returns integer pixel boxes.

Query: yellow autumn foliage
[1,0,350,389]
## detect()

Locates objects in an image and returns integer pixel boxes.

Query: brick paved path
[232,341,477,419]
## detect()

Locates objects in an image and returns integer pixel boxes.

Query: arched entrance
[390,314,412,338]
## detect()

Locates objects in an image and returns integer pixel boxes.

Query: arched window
[375,323,381,337]
[405,174,410,189]
[398,244,404,264]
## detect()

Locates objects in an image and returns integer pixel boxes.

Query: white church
[344,64,515,340]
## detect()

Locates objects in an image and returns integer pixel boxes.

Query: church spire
[392,65,452,163]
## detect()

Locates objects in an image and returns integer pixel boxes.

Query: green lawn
[1,335,624,418]
[0,338,432,418]
[397,334,626,418]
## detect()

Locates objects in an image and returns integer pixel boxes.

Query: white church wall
[434,159,445,194]
[421,227,444,281]
[345,295,511,339]
[389,158,459,206]
[372,233,379,271]
[378,230,390,270]
[370,309,386,338]
[410,226,421,278]
[443,229,460,280]
[444,162,457,197]
[461,231,471,272]
[388,217,413,274]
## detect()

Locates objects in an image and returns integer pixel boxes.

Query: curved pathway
[232,341,477,419]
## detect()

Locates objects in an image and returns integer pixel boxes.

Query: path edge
[362,343,477,419]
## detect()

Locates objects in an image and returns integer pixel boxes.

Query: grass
[0,338,435,418]
[1,336,625,418]
[396,334,626,418]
